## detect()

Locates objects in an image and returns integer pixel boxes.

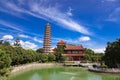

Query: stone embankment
[88,66,120,74]
[11,63,60,74]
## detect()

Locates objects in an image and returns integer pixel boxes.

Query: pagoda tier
[43,23,52,53]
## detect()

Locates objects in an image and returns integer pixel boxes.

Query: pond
[10,67,120,80]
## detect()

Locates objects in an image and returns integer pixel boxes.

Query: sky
[0,0,120,53]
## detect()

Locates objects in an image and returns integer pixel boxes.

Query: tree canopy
[48,53,56,62]
[103,38,120,68]
[0,41,57,79]
[36,48,43,53]
[0,49,11,79]
[85,48,94,62]
[55,45,65,62]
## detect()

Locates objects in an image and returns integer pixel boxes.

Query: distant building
[57,40,85,61]
[43,23,52,54]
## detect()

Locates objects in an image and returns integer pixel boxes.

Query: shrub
[48,54,56,62]
[40,54,48,63]
[0,49,11,69]
[102,63,108,68]
[0,49,11,79]
[60,56,66,62]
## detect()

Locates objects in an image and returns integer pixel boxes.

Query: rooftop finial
[46,23,50,26]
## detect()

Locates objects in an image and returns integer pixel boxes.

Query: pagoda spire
[43,23,52,53]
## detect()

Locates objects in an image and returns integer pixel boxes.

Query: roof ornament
[46,23,50,26]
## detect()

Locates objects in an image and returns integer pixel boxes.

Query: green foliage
[36,48,43,53]
[0,41,57,65]
[85,48,94,55]
[101,63,108,68]
[0,76,8,80]
[0,49,11,69]
[2,41,10,46]
[40,54,48,63]
[0,49,11,78]
[91,54,104,62]
[60,56,66,62]
[103,38,120,68]
[84,54,91,62]
[85,48,104,63]
[0,41,59,79]
[55,45,65,62]
[0,42,54,65]
[28,49,36,54]
[0,40,3,45]
[85,48,94,61]
[48,54,56,62]
[35,53,42,62]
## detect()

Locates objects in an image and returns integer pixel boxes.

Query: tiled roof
[65,45,85,50]
[62,53,85,56]
[53,48,57,51]
[57,40,66,44]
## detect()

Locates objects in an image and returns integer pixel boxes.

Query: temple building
[43,23,52,54]
[57,40,85,61]
[42,23,85,60]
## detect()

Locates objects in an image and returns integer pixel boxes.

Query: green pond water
[10,67,120,80]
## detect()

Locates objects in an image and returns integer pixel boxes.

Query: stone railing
[88,66,120,74]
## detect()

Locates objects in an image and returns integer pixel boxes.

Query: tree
[103,38,120,68]
[3,41,10,46]
[40,54,48,63]
[48,54,56,62]
[85,48,94,62]
[26,49,37,62]
[55,45,65,62]
[60,56,66,62]
[36,48,43,53]
[0,49,11,78]
[0,40,3,45]
[91,54,104,62]
[35,53,42,62]
[85,48,94,55]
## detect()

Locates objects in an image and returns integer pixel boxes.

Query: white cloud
[19,34,43,43]
[52,36,91,44]
[79,36,90,42]
[0,34,40,50]
[1,35,13,40]
[66,7,73,16]
[102,0,117,3]
[106,0,116,2]
[0,0,91,35]
[20,40,39,50]
[93,48,105,53]
[0,20,23,31]
[33,37,43,43]
[106,7,120,22]
[19,34,30,38]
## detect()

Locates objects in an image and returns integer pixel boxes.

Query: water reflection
[60,72,77,75]
[87,75,102,80]
[30,73,41,80]
[50,72,58,80]
[50,71,102,80]
[11,67,120,80]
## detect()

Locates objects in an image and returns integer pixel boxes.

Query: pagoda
[43,23,52,53]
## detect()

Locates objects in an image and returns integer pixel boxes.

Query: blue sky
[0,0,120,53]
